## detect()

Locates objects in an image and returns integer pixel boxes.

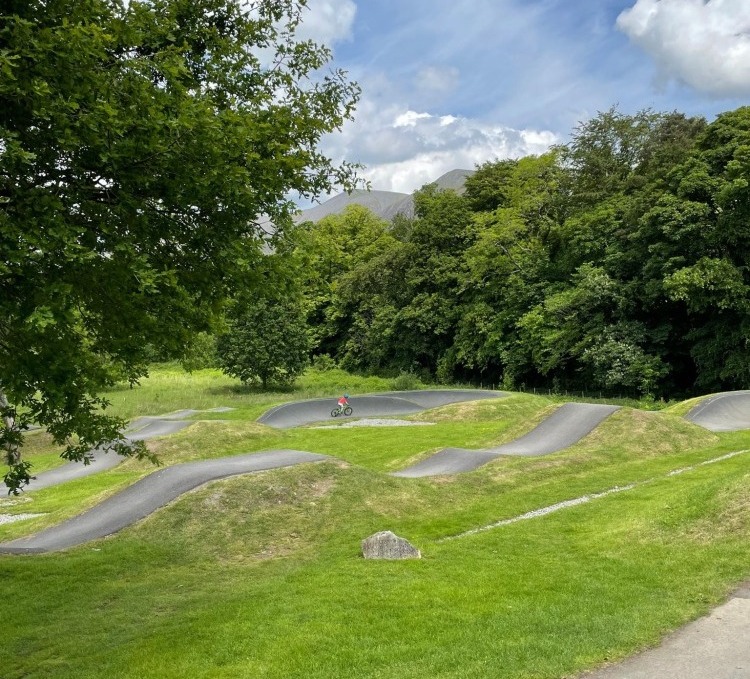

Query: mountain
[294,168,475,223]
[431,168,476,192]
[294,189,408,224]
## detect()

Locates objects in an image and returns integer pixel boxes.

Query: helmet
[344,394,350,398]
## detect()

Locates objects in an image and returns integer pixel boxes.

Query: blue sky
[297,0,750,196]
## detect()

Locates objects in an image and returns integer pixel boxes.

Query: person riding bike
[336,394,350,414]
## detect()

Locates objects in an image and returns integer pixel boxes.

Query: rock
[361,531,421,560]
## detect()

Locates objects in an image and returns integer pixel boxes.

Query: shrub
[311,354,337,372]
[391,371,420,391]
[181,332,219,372]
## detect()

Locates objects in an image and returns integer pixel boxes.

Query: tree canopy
[294,106,750,399]
[0,0,360,491]
[217,293,310,389]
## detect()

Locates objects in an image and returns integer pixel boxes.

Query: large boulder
[361,531,421,560]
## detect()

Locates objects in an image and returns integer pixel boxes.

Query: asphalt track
[0,392,620,553]
[5,390,749,551]
[685,390,750,431]
[257,389,504,428]
[0,451,326,554]
[7,409,231,493]
[0,390,750,553]
[393,403,620,477]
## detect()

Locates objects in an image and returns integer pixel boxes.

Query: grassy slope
[1,369,749,679]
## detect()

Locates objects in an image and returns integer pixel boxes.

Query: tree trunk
[0,388,21,465]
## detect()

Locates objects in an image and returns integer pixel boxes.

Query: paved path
[685,390,750,432]
[0,450,326,554]
[579,583,750,679]
[0,395,619,553]
[8,408,231,493]
[257,389,505,428]
[393,403,620,477]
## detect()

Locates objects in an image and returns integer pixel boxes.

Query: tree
[648,107,750,389]
[335,242,410,372]
[393,184,475,378]
[534,108,707,395]
[217,295,310,389]
[463,158,519,212]
[292,204,396,358]
[0,0,360,491]
[458,153,562,385]
[293,185,475,380]
[180,332,219,373]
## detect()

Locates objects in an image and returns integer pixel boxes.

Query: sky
[293,0,750,198]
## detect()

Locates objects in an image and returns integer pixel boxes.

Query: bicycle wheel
[331,408,340,417]
[343,406,353,416]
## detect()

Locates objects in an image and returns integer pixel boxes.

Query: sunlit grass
[2,447,749,679]
[1,369,749,679]
[99,365,407,421]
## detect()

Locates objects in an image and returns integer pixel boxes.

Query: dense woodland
[276,107,750,398]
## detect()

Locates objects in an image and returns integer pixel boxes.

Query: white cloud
[393,111,432,128]
[617,0,750,97]
[323,99,559,195]
[296,0,356,47]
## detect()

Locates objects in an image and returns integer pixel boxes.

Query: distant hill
[294,189,409,224]
[431,168,476,192]
[294,168,475,223]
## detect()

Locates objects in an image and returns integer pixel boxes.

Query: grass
[1,367,749,678]
[664,392,713,417]
[100,365,408,421]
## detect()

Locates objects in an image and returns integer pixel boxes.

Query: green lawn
[1,367,749,679]
[99,364,406,421]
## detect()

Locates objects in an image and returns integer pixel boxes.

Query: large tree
[217,293,310,389]
[292,204,397,359]
[458,152,562,386]
[654,107,750,390]
[337,184,475,378]
[0,0,360,491]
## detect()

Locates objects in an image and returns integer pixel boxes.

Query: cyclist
[336,394,350,414]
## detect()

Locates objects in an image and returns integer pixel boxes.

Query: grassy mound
[1,369,749,679]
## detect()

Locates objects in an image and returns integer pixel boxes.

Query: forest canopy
[294,106,750,399]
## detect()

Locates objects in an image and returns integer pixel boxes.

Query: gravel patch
[312,418,436,429]
[0,513,44,525]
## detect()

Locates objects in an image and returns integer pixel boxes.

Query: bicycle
[331,405,353,418]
